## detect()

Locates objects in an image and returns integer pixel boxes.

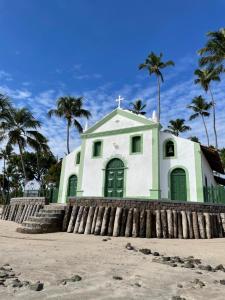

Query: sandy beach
[0,220,225,299]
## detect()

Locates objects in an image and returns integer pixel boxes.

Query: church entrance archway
[104,158,124,197]
[170,168,187,201]
[67,175,78,198]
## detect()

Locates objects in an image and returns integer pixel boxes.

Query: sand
[0,220,225,299]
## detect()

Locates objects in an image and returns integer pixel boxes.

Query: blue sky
[0,0,224,157]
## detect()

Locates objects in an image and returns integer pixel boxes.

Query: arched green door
[171,168,187,201]
[105,158,124,197]
[67,175,77,197]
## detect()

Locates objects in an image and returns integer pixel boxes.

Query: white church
[57,97,224,204]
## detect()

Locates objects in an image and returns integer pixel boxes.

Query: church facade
[57,108,224,203]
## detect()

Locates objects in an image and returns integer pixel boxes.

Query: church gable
[84,109,155,134]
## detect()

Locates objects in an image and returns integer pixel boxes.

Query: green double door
[105,158,124,198]
[67,175,77,198]
[171,168,187,201]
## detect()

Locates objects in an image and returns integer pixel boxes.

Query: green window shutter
[93,141,102,157]
[76,152,80,164]
[131,136,141,153]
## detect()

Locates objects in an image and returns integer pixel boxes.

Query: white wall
[159,132,198,201]
[201,154,217,187]
[81,130,153,197]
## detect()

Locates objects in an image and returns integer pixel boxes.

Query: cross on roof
[115,95,124,108]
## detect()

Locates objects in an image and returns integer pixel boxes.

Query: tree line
[0,28,224,202]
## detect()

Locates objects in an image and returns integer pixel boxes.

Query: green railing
[204,186,225,204]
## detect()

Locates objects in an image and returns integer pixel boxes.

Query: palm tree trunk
[209,87,218,149]
[18,141,28,185]
[67,120,70,154]
[157,76,161,122]
[201,114,210,146]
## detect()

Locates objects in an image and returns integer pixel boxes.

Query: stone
[125,243,134,250]
[135,282,141,287]
[177,284,183,288]
[152,252,160,256]
[162,256,171,262]
[220,280,225,285]
[0,271,8,278]
[139,248,151,255]
[10,279,23,288]
[199,265,213,272]
[183,262,195,269]
[29,281,44,291]
[113,276,123,280]
[171,296,186,300]
[193,279,205,288]
[70,275,82,282]
[102,239,108,242]
[215,264,224,271]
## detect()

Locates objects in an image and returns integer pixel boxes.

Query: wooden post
[107,207,116,236]
[167,210,173,238]
[132,208,140,238]
[100,207,111,236]
[19,205,28,223]
[204,213,212,239]
[73,206,84,233]
[139,209,146,238]
[216,213,224,238]
[220,213,225,236]
[94,206,105,235]
[172,210,178,238]
[155,210,162,238]
[85,206,95,234]
[146,210,153,238]
[113,207,123,237]
[192,211,200,239]
[91,207,99,234]
[181,211,188,239]
[186,211,194,239]
[62,205,72,232]
[177,212,183,239]
[161,210,168,238]
[125,208,133,237]
[67,206,79,233]
[197,212,206,239]
[120,207,128,236]
[78,206,89,234]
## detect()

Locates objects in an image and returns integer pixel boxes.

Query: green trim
[150,127,161,199]
[76,139,86,196]
[194,142,204,202]
[129,134,143,155]
[82,124,157,139]
[57,157,66,203]
[66,173,78,201]
[84,108,156,134]
[75,151,81,165]
[168,166,190,201]
[92,139,103,158]
[102,156,127,198]
[163,138,177,159]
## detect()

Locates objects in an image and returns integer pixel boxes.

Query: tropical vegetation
[164,119,191,136]
[129,99,146,115]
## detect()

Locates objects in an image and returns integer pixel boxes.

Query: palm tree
[48,96,91,154]
[0,107,46,184]
[194,64,223,148]
[198,28,225,66]
[188,136,200,143]
[187,96,212,146]
[165,119,191,136]
[139,52,174,122]
[0,145,13,202]
[129,99,147,115]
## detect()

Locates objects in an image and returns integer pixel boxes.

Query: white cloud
[0,70,13,81]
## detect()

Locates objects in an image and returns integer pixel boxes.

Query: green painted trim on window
[194,142,204,202]
[129,134,143,155]
[168,166,190,201]
[150,126,161,199]
[75,151,81,165]
[84,108,156,134]
[92,139,103,158]
[82,124,157,139]
[76,139,86,196]
[163,138,177,159]
[102,155,127,198]
[57,157,66,203]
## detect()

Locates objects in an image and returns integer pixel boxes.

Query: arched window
[165,140,175,157]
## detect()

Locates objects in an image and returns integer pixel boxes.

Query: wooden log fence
[65,205,225,239]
